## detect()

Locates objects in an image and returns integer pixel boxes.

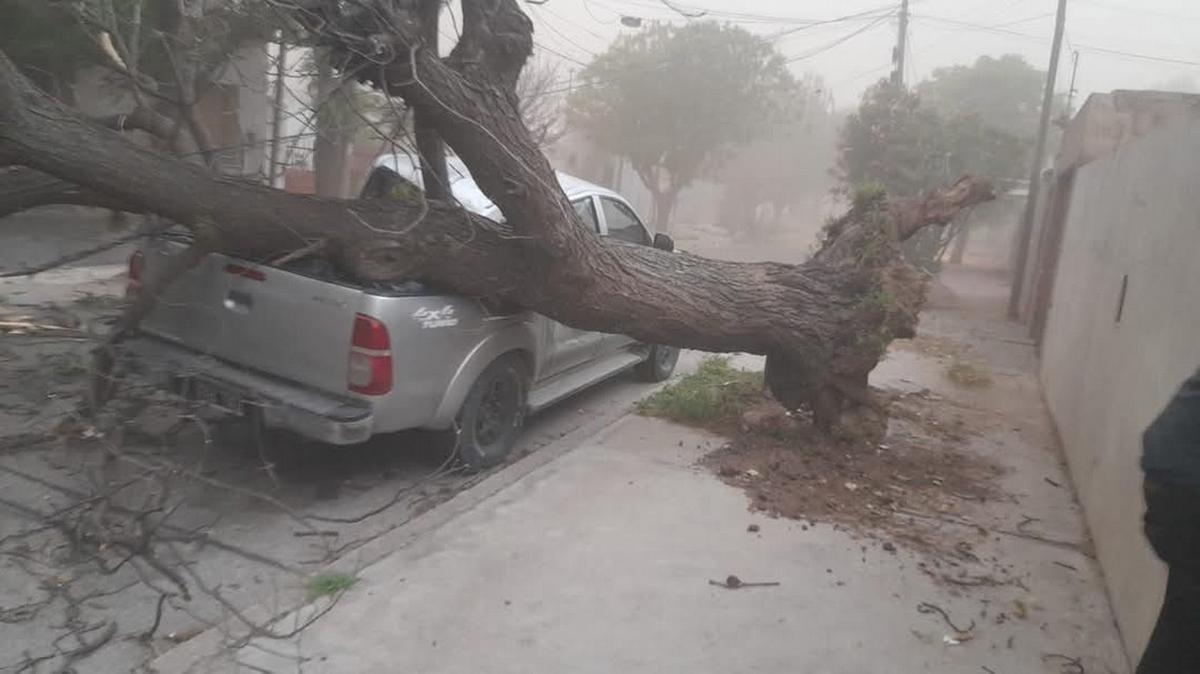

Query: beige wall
[1039,117,1200,659]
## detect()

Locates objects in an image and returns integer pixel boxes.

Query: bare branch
[0,167,143,218]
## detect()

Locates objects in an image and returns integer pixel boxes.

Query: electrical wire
[783,14,894,64]
[914,13,1200,67]
[769,4,902,41]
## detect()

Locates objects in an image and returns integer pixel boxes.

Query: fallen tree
[0,0,993,432]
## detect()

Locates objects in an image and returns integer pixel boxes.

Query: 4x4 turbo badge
[412,306,459,329]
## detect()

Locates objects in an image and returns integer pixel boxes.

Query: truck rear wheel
[456,355,528,471]
[635,345,680,383]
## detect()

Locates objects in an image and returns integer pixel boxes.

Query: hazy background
[516,0,1200,108]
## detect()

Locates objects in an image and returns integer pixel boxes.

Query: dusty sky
[508,0,1200,110]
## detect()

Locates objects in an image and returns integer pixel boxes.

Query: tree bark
[0,167,141,218]
[949,223,970,264]
[313,54,349,198]
[413,0,450,200]
[0,1,993,431]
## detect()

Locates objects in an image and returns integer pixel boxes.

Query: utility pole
[891,0,910,86]
[1007,0,1068,319]
[1065,50,1081,114]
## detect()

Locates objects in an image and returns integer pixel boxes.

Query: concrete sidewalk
[157,268,1130,673]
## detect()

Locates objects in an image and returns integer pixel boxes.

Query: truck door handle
[224,290,252,314]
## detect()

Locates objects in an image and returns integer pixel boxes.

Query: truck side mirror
[653,233,675,252]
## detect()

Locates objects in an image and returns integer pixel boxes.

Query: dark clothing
[1137,482,1200,673]
[1139,370,1200,673]
[1141,370,1200,488]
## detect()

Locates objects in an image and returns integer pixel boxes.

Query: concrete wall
[1039,118,1200,659]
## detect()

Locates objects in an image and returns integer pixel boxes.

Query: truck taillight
[126,250,145,296]
[348,313,393,395]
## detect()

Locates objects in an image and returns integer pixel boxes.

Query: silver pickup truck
[123,156,679,468]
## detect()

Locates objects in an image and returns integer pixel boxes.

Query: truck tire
[635,345,680,383]
[456,354,529,471]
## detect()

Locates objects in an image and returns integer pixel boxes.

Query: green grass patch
[306,572,356,599]
[945,359,992,388]
[637,356,764,424]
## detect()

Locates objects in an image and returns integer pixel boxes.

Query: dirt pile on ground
[640,357,1007,562]
[703,393,1004,555]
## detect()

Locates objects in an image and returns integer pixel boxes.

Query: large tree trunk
[413,0,450,201]
[313,54,349,198]
[0,0,993,431]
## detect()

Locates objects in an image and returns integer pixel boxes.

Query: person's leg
[1137,565,1200,673]
[1137,482,1200,673]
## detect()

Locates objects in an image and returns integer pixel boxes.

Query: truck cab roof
[371,153,633,227]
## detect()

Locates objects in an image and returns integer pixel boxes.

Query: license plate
[179,377,244,415]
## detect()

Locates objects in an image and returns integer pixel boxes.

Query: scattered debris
[917,601,976,635]
[1012,598,1030,620]
[1042,653,1085,673]
[708,575,780,590]
[942,633,973,646]
[699,389,1002,561]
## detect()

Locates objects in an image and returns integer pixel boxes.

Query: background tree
[838,77,1027,270]
[516,56,567,148]
[916,54,1046,141]
[568,21,793,231]
[716,73,838,240]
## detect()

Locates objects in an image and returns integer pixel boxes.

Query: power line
[914,14,1200,67]
[528,5,600,64]
[784,14,894,64]
[594,0,896,26]
[532,39,593,68]
[1074,0,1200,22]
[768,5,901,41]
[540,2,609,43]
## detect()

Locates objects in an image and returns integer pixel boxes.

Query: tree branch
[0,167,142,218]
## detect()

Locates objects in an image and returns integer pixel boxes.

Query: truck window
[572,197,600,233]
[600,198,650,245]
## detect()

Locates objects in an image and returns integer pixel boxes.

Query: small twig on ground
[708,575,780,589]
[58,620,118,669]
[917,601,975,634]
[1053,561,1078,572]
[140,591,172,642]
[1042,653,1085,673]
[939,572,1020,589]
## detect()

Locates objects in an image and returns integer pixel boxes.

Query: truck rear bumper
[122,336,374,445]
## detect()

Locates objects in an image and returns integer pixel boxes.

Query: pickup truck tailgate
[138,241,363,396]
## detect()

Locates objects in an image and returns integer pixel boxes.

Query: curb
[149,403,640,673]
